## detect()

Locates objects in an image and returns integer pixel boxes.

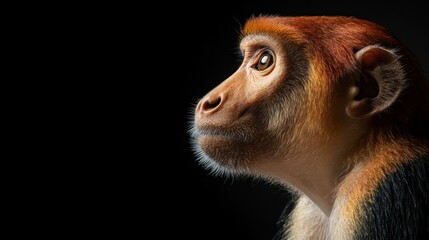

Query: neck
[254,119,365,216]
[282,144,353,216]
[255,137,356,216]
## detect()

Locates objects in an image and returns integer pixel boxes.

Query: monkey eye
[254,51,274,71]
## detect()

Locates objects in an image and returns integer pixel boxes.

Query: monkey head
[191,16,429,181]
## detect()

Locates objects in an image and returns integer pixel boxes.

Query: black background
[160,2,429,240]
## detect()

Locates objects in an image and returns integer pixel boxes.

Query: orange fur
[339,136,429,224]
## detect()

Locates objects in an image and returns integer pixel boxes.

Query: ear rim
[346,45,406,119]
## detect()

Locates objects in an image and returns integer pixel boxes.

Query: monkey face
[191,34,307,175]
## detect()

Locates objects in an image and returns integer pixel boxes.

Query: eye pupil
[256,51,274,71]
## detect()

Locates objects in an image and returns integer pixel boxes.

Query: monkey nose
[196,95,223,115]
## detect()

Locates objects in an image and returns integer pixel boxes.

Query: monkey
[190,16,429,239]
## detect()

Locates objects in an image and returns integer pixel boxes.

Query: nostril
[202,97,222,112]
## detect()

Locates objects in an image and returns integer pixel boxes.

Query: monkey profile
[191,16,429,239]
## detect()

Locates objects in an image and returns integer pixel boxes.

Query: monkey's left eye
[254,51,274,71]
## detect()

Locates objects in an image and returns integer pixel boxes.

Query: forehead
[242,17,305,43]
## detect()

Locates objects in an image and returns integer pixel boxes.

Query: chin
[191,134,254,176]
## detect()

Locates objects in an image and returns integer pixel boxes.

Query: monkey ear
[346,46,406,119]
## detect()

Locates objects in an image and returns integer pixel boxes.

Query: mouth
[195,127,247,142]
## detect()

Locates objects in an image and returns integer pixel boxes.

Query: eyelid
[255,47,270,56]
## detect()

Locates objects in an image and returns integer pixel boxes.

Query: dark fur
[355,156,429,239]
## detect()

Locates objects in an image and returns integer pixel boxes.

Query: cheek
[265,91,302,132]
[246,65,286,101]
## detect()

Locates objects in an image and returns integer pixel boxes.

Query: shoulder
[355,156,429,239]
